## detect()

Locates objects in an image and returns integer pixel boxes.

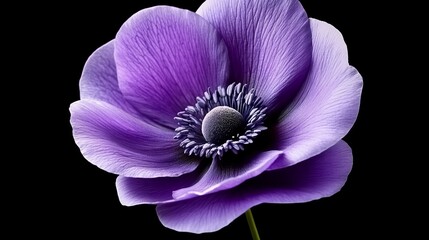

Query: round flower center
[201,106,245,145]
[174,82,267,160]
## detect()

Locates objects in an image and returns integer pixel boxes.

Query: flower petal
[157,140,352,233]
[197,0,312,115]
[172,150,287,200]
[114,6,229,129]
[69,99,198,178]
[116,164,206,205]
[275,19,363,163]
[79,40,139,116]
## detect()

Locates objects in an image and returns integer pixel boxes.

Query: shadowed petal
[115,6,229,129]
[172,150,286,200]
[275,19,363,164]
[70,99,198,178]
[79,40,139,116]
[197,0,312,115]
[116,164,206,205]
[157,141,352,233]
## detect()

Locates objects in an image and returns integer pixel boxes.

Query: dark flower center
[201,106,245,145]
[174,83,267,160]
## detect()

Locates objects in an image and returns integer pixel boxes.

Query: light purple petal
[157,140,353,233]
[79,40,139,116]
[275,19,363,164]
[69,99,198,178]
[197,0,312,114]
[172,150,285,200]
[116,165,206,205]
[114,6,229,129]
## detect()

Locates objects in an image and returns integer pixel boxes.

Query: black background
[13,0,420,239]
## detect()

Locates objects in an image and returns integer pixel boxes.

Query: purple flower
[70,0,362,234]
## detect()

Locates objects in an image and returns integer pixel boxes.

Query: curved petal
[116,164,206,205]
[275,19,363,163]
[157,140,353,233]
[197,0,312,115]
[79,40,139,116]
[69,99,199,178]
[172,150,285,200]
[114,6,229,129]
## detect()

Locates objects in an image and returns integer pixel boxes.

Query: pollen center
[174,82,267,160]
[201,106,245,145]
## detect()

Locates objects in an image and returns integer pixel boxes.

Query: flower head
[70,0,362,233]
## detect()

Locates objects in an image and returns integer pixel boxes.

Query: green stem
[245,208,260,240]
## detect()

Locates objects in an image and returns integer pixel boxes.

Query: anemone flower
[70,0,363,237]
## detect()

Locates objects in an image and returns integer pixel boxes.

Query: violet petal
[79,40,140,116]
[197,0,312,115]
[275,19,363,164]
[114,6,229,129]
[157,140,352,233]
[70,99,199,178]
